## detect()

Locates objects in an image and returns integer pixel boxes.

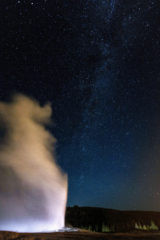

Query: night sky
[0,0,160,211]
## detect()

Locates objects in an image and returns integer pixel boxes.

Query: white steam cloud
[0,94,68,232]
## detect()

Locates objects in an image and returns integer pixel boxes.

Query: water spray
[0,94,68,232]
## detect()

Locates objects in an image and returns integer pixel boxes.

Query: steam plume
[0,94,68,232]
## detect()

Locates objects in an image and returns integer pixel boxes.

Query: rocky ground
[1,230,160,240]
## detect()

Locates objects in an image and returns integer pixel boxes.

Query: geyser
[0,94,68,232]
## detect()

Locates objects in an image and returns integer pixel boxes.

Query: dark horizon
[67,205,160,213]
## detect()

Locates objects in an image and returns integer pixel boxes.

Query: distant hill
[65,206,160,232]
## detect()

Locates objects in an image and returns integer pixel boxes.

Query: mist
[0,94,68,232]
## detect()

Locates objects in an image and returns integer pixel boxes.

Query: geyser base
[0,94,68,232]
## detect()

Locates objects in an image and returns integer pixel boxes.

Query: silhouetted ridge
[65,206,160,232]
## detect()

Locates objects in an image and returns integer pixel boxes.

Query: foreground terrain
[1,230,160,240]
[1,207,160,239]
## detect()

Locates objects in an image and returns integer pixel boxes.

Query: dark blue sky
[0,0,160,211]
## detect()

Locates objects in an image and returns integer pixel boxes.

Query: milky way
[0,0,160,211]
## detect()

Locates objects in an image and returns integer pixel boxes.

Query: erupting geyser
[0,94,68,232]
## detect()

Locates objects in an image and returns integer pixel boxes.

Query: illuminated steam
[0,94,68,232]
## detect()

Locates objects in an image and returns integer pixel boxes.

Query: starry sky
[0,0,160,211]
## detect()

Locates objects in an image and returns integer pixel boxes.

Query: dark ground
[1,230,160,240]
